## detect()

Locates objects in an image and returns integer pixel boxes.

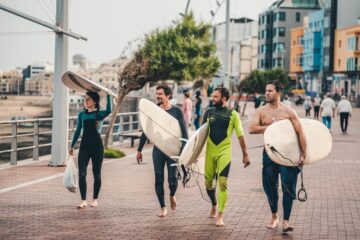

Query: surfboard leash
[268,145,307,202]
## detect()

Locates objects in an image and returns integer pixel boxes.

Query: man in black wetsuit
[137,84,188,217]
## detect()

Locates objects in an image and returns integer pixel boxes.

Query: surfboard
[139,98,184,157]
[264,118,332,167]
[61,71,117,98]
[179,123,208,175]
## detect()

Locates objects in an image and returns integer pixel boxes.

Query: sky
[0,0,274,71]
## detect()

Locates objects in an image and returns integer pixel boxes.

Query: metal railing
[0,112,140,165]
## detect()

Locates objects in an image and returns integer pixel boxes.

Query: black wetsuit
[137,105,188,208]
[71,95,112,200]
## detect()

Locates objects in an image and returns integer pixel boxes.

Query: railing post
[129,114,133,132]
[10,121,17,165]
[119,115,124,143]
[108,115,113,146]
[33,120,39,160]
[69,118,74,147]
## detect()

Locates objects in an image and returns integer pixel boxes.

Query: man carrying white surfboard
[202,87,250,226]
[248,80,307,233]
[136,84,188,217]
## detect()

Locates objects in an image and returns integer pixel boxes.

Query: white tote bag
[63,156,78,193]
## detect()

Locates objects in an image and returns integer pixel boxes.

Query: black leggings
[78,138,104,200]
[152,147,178,208]
[340,112,350,132]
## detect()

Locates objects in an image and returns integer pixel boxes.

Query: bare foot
[77,201,87,209]
[216,212,224,226]
[157,207,167,217]
[267,217,279,229]
[90,200,98,207]
[282,220,294,232]
[209,206,217,218]
[170,196,177,211]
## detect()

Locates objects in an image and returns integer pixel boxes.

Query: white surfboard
[264,118,332,167]
[179,123,208,175]
[61,71,117,98]
[139,98,184,157]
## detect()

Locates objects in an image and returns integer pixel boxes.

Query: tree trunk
[241,93,248,117]
[104,90,127,148]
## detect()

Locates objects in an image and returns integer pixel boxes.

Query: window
[347,36,358,51]
[273,27,286,37]
[273,58,283,67]
[296,12,301,22]
[262,15,265,24]
[261,44,270,53]
[274,12,286,21]
[347,57,359,71]
[339,40,342,48]
[338,59,341,67]
[297,54,303,66]
[266,14,271,24]
[273,43,285,52]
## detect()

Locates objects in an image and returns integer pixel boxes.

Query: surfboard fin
[178,138,188,143]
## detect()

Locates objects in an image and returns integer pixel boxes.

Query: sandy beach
[0,95,52,121]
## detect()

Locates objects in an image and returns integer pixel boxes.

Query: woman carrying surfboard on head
[136,84,188,217]
[248,80,307,233]
[202,87,250,227]
[69,91,112,209]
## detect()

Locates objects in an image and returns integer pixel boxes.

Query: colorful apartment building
[334,24,360,98]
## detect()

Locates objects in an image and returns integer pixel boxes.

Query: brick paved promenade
[0,104,359,240]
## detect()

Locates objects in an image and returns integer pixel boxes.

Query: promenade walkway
[0,104,359,240]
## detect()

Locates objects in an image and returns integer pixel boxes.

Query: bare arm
[248,108,267,134]
[289,110,307,165]
[238,136,250,167]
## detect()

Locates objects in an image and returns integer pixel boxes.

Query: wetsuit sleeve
[177,108,188,140]
[137,133,147,152]
[232,110,244,137]
[98,94,112,120]
[202,109,209,125]
[71,112,83,148]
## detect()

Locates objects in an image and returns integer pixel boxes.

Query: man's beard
[213,100,222,107]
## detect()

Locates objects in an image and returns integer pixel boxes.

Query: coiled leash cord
[268,145,307,202]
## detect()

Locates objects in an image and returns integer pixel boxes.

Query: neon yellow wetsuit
[203,106,244,213]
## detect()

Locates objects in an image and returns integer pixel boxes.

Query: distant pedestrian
[312,95,321,119]
[337,95,352,134]
[304,96,312,117]
[320,93,336,130]
[194,91,202,129]
[182,92,193,127]
[254,92,261,109]
[282,95,292,108]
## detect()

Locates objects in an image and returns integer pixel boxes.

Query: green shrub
[103,148,126,158]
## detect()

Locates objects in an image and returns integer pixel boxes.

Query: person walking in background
[254,92,261,109]
[312,95,321,119]
[182,92,193,127]
[282,95,292,108]
[304,96,312,117]
[337,95,352,134]
[194,90,202,129]
[69,91,112,209]
[320,93,336,130]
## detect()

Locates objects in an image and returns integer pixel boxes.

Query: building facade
[258,0,321,71]
[212,17,258,84]
[302,10,324,96]
[25,72,53,96]
[333,24,360,98]
[0,70,22,94]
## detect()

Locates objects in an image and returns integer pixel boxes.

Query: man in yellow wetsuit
[202,87,250,226]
